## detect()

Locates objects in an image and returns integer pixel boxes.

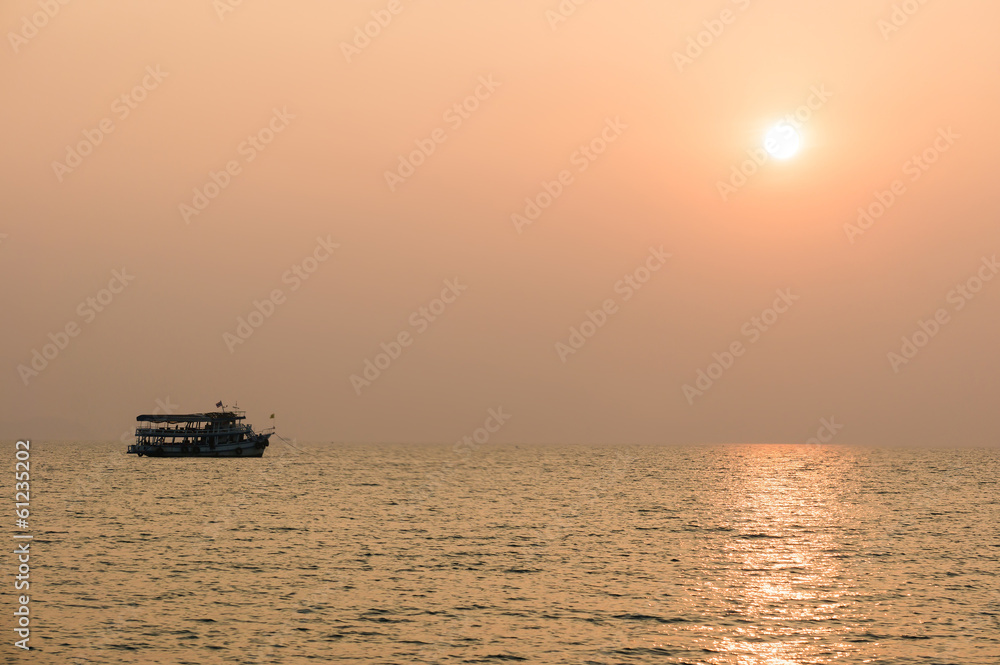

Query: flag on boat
[216,401,223,408]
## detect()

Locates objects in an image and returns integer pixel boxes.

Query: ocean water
[14,442,1000,664]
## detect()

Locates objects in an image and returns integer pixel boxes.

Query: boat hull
[128,434,271,458]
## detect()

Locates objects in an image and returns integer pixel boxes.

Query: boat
[127,407,272,457]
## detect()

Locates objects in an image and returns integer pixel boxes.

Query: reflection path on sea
[619,445,995,664]
[693,449,858,663]
[27,442,1000,664]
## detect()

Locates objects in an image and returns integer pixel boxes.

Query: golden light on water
[660,447,866,664]
[5,0,999,659]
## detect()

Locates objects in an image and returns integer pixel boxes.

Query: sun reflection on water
[676,446,866,664]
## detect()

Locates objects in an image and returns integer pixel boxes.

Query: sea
[13,441,1000,664]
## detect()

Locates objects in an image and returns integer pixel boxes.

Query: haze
[3,0,999,445]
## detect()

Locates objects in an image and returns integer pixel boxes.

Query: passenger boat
[127,407,272,457]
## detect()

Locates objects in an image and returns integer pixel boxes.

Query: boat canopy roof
[136,411,242,423]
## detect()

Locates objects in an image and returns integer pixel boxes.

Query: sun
[763,123,801,160]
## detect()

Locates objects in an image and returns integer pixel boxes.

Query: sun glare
[764,123,801,160]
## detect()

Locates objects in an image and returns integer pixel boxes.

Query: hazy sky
[3,0,999,445]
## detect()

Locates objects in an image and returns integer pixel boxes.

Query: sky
[2,0,999,445]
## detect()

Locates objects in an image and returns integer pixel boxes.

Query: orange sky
[3,0,999,444]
